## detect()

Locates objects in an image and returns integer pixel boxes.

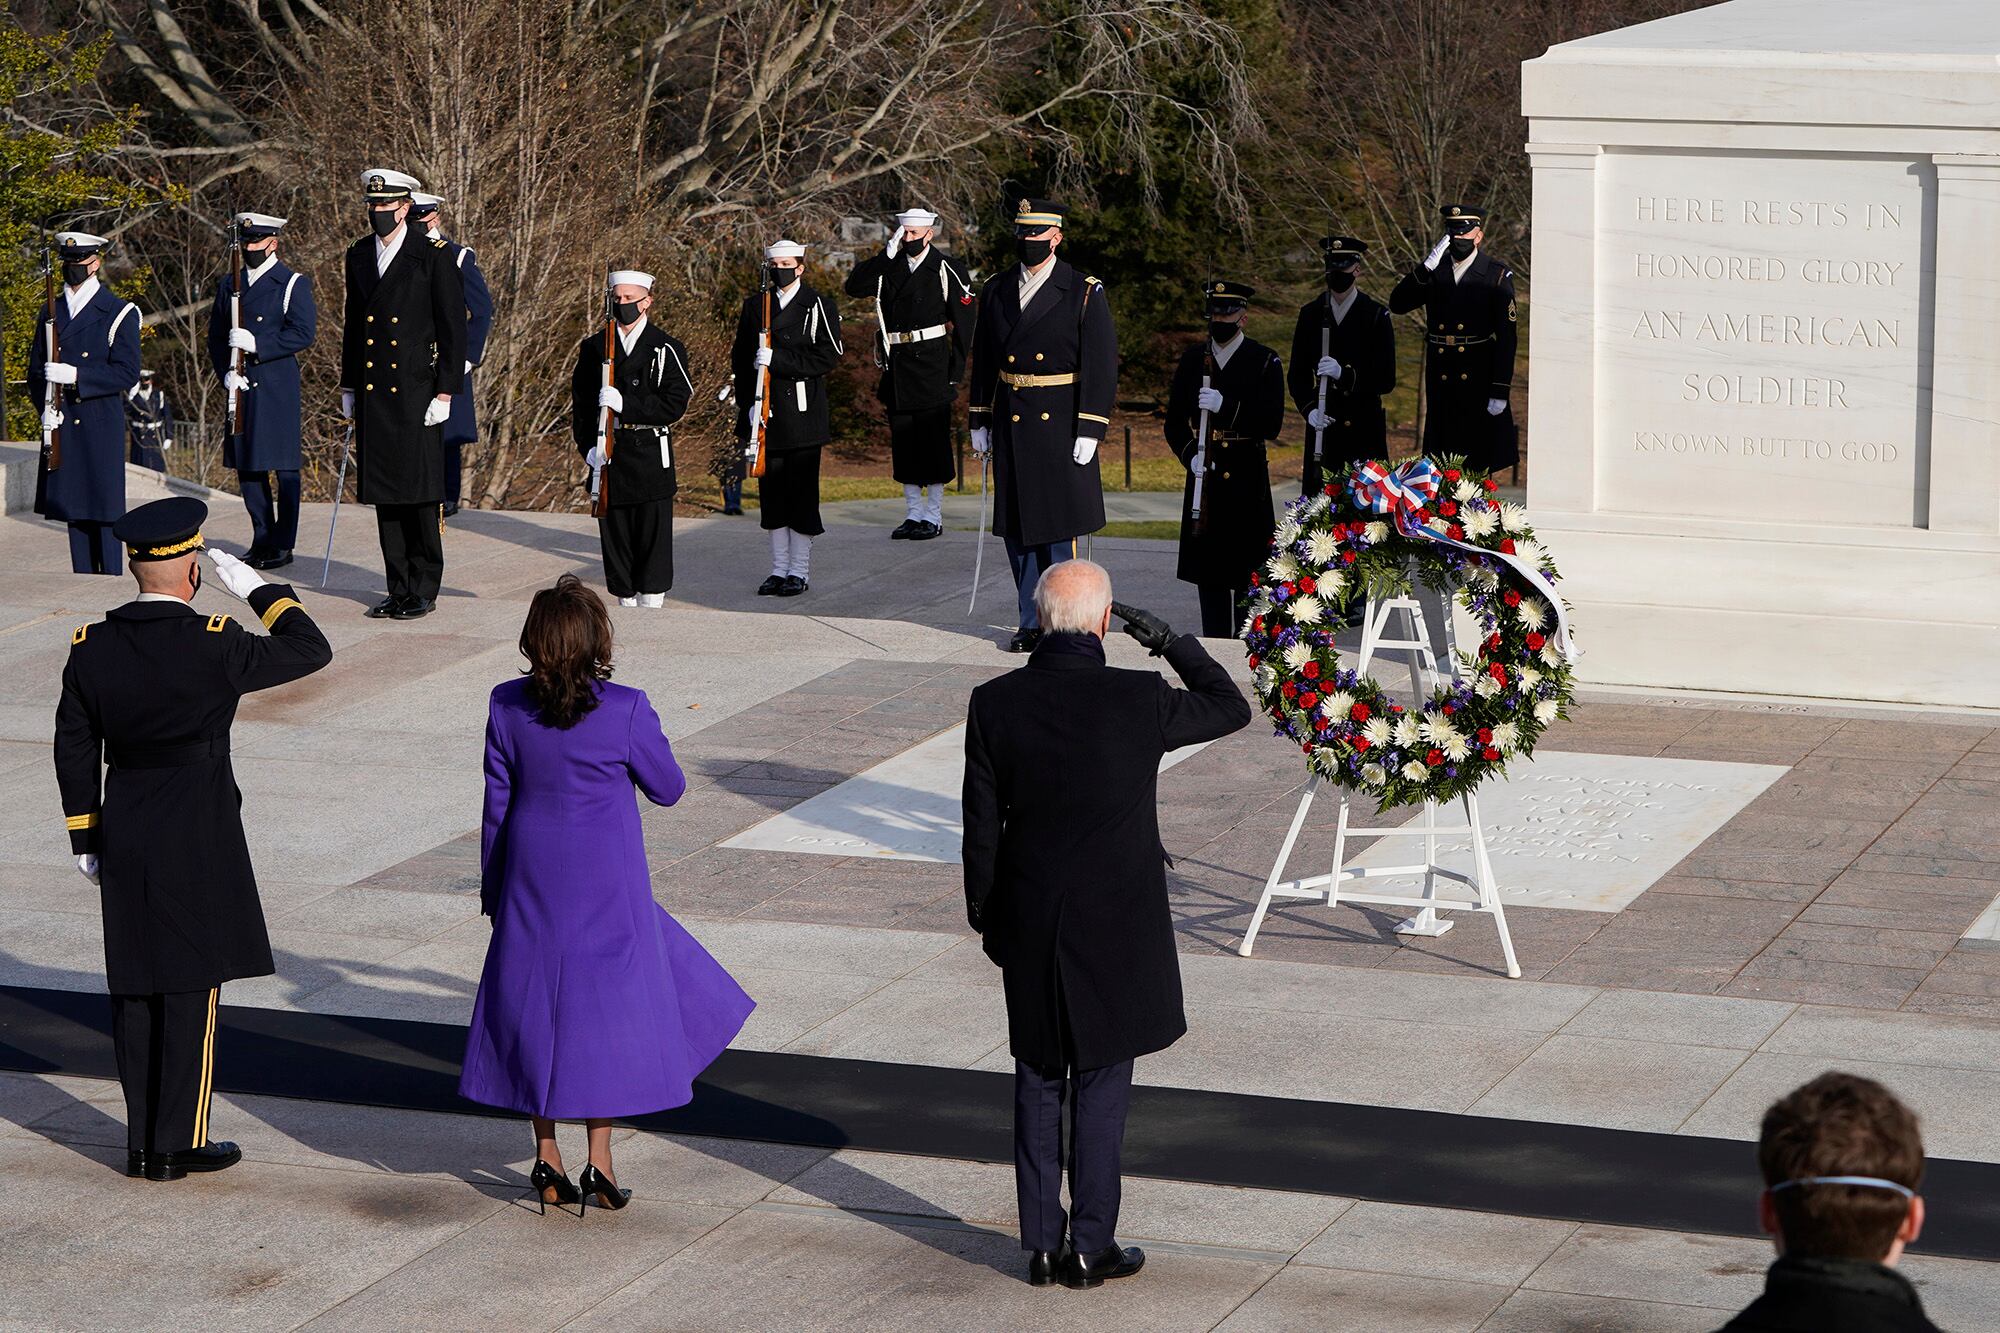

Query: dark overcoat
[729,283,844,454]
[1388,249,1519,470]
[339,230,468,505]
[441,239,492,447]
[126,385,175,468]
[1167,336,1284,588]
[842,246,975,413]
[571,321,694,506]
[962,635,1251,1069]
[967,259,1117,547]
[32,284,142,523]
[208,260,317,472]
[1288,289,1396,493]
[55,585,333,993]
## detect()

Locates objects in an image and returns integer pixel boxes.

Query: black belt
[108,738,229,770]
[1427,334,1493,347]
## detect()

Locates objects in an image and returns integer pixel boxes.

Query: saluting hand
[1423,235,1449,270]
[1111,602,1176,655]
[207,548,266,602]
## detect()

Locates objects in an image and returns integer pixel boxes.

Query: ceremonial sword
[321,421,355,588]
[968,451,990,617]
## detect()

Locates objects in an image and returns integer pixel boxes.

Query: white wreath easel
[1236,586,1522,979]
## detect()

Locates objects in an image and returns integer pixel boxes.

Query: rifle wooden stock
[749,284,773,480]
[591,281,617,519]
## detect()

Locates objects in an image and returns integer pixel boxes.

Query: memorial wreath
[1241,457,1578,809]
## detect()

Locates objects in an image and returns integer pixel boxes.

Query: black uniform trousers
[889,404,955,486]
[1014,1057,1134,1254]
[68,523,123,577]
[1196,583,1249,640]
[599,499,674,598]
[444,444,464,518]
[239,470,301,555]
[376,503,445,603]
[110,988,218,1153]
[757,448,825,536]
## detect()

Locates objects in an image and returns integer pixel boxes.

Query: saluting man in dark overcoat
[967,198,1117,653]
[55,498,332,1180]
[1168,280,1285,639]
[843,206,975,540]
[338,168,468,620]
[1289,235,1397,495]
[1388,203,1519,472]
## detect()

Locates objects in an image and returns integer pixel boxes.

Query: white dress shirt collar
[134,592,194,607]
[244,254,277,287]
[375,226,406,276]
[1210,331,1245,369]
[617,317,649,354]
[1326,286,1359,323]
[1451,247,1480,283]
[65,276,101,318]
[775,280,802,309]
[1017,258,1057,315]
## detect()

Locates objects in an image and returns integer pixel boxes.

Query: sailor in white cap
[208,212,317,570]
[407,191,492,517]
[572,269,693,608]
[843,208,975,541]
[730,239,843,597]
[338,167,468,619]
[32,230,143,575]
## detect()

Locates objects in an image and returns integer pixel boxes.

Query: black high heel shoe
[529,1158,580,1216]
[577,1162,631,1214]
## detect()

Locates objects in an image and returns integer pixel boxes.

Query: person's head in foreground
[1724,1070,1938,1332]
[519,574,613,728]
[1034,559,1113,639]
[117,497,208,601]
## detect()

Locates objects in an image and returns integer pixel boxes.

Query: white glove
[885,229,902,260]
[1196,386,1224,414]
[585,445,609,470]
[340,389,355,419]
[1423,235,1449,270]
[1072,436,1098,465]
[423,396,451,427]
[207,548,266,601]
[228,327,257,354]
[1317,355,1341,380]
[598,385,624,414]
[1486,397,1507,416]
[41,404,64,433]
[77,853,99,885]
[1306,407,1332,431]
[44,361,78,386]
[162,438,174,450]
[753,346,774,369]
[224,370,251,394]
[970,426,991,457]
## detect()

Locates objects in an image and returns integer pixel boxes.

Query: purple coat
[459,678,752,1119]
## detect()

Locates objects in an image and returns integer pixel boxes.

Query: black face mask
[1326,267,1356,293]
[1016,236,1053,266]
[62,260,92,286]
[767,265,796,290]
[369,209,403,238]
[1208,320,1240,343]
[613,299,643,324]
[1447,236,1476,260]
[241,243,270,268]
[189,564,202,598]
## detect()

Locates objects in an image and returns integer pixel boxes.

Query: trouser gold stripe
[193,988,218,1147]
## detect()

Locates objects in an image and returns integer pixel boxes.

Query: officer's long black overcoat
[340,230,468,505]
[1288,289,1397,494]
[1388,249,1519,470]
[1166,336,1285,588]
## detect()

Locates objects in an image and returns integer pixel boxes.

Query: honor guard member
[843,206,975,540]
[31,231,142,575]
[1290,236,1396,494]
[54,498,332,1180]
[731,239,843,597]
[575,270,694,608]
[126,370,175,471]
[967,198,1117,653]
[1389,203,1519,472]
[209,212,317,570]
[338,168,468,620]
[408,192,491,517]
[1169,281,1285,639]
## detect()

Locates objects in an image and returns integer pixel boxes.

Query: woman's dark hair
[519,575,613,728]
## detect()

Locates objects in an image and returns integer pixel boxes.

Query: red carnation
[1282,682,1298,699]
[1349,703,1370,722]
[1302,741,1314,754]
[1482,746,1501,761]
[1390,703,1405,713]
[1303,661,1321,680]
[1248,655,1260,669]
[1341,552,1358,565]
[1447,524,1465,541]
[1483,478,1498,492]
[1250,573,1262,586]
[1351,734,1371,751]
[1442,703,1456,715]
[1504,589,1521,607]
[1485,633,1503,653]
[1499,538,1517,555]
[1440,501,1458,517]
[1443,468,1461,482]
[1425,749,1444,767]
[1414,509,1432,525]
[1299,575,1317,595]
[1526,632,1546,651]
[1478,727,1493,743]
[1488,663,1508,685]
[1299,691,1320,710]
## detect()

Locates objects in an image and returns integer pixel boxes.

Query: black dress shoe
[1062,1242,1145,1288]
[366,595,404,618]
[1005,628,1043,653]
[909,521,942,541]
[146,1141,242,1182]
[722,504,745,516]
[756,575,786,596]
[248,550,294,571]
[388,597,436,620]
[775,575,808,597]
[442,503,460,519]
[126,1150,146,1178]
[1027,1250,1061,1286]
[890,519,921,540]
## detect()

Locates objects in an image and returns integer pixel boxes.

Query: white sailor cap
[55,231,111,256]
[409,191,442,213]
[894,208,939,230]
[234,212,288,237]
[360,168,421,200]
[765,239,807,261]
[608,270,655,291]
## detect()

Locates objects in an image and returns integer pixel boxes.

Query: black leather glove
[1112,601,1176,655]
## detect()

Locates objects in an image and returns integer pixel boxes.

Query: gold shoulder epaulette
[71,624,89,645]
[432,236,448,248]
[206,614,231,633]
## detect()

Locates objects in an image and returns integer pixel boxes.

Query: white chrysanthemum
[1439,730,1472,761]
[1534,699,1560,724]
[1274,517,1301,548]
[1361,762,1387,787]
[1364,521,1389,544]
[1515,537,1545,567]
[1281,641,1313,672]
[1306,530,1339,565]
[1303,494,1330,520]
[1253,665,1276,693]
[1325,691,1355,719]
[1471,565,1500,589]
[1518,598,1549,631]
[1400,761,1429,782]
[1316,569,1345,599]
[1267,553,1300,583]
[1499,501,1529,532]
[1393,715,1422,748]
[1290,595,1324,625]
[1492,721,1520,751]
[1540,644,1564,667]
[1517,665,1542,689]
[1418,714,1455,745]
[1363,716,1393,745]
[1453,480,1480,503]
[1473,674,1500,698]
[1463,508,1499,539]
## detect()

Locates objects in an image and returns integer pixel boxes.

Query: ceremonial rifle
[745,270,772,479]
[41,231,62,471]
[589,269,617,516]
[1313,278,1331,468]
[227,217,244,436]
[1190,334,1216,538]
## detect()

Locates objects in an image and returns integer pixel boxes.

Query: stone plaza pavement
[3,493,1999,1329]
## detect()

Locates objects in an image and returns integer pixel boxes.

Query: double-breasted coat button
[365,383,374,390]
[1007,355,1016,364]
[367,315,374,323]
[1040,412,1050,421]
[1010,414,1020,422]
[1034,353,1044,361]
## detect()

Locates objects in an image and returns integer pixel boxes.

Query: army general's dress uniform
[409,193,492,517]
[1169,282,1285,639]
[1289,236,1396,495]
[208,212,318,569]
[573,270,694,605]
[126,371,175,472]
[53,499,332,1179]
[339,168,468,619]
[1388,203,1519,472]
[31,231,143,576]
[968,199,1117,648]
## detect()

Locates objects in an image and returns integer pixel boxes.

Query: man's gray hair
[1034,559,1112,634]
